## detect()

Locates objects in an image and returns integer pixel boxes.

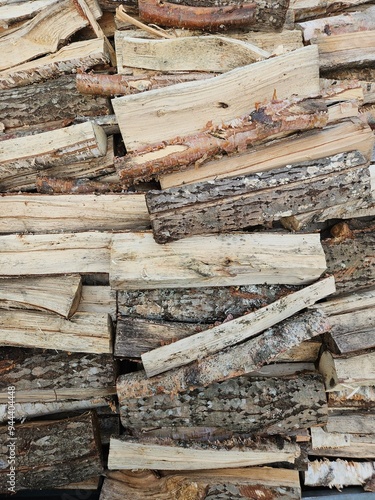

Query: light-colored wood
[110,232,327,291]
[0,275,82,318]
[79,286,116,320]
[311,427,375,458]
[0,37,110,91]
[0,0,61,25]
[112,45,320,153]
[0,232,112,276]
[0,310,112,353]
[108,436,301,470]
[160,118,374,188]
[116,34,269,73]
[0,0,102,71]
[327,101,359,123]
[327,410,375,434]
[319,350,375,392]
[0,193,149,233]
[140,277,334,377]
[305,459,375,488]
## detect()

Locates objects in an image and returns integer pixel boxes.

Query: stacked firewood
[0,0,374,497]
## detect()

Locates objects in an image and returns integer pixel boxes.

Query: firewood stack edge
[0,0,374,497]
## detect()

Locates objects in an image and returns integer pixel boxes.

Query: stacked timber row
[0,0,374,497]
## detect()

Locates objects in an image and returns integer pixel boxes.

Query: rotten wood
[146,151,370,243]
[0,275,82,318]
[117,310,329,397]
[138,0,290,32]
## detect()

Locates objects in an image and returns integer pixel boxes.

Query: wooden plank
[160,118,374,188]
[140,277,334,377]
[304,459,375,488]
[0,310,113,353]
[146,151,370,243]
[0,194,149,233]
[0,232,111,275]
[0,37,110,91]
[108,435,301,470]
[110,232,328,292]
[0,275,82,318]
[112,45,320,153]
[0,412,103,492]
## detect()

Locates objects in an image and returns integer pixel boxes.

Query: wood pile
[0,0,374,497]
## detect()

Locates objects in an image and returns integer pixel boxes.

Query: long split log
[116,97,328,185]
[108,435,301,470]
[146,151,370,243]
[112,45,320,153]
[117,310,329,397]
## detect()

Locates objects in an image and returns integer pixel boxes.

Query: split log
[79,286,116,320]
[160,118,374,188]
[304,459,375,488]
[146,151,370,243]
[100,468,301,500]
[138,0,289,31]
[0,0,67,26]
[116,97,328,185]
[0,75,110,130]
[99,0,137,12]
[0,232,112,276]
[116,36,269,73]
[0,122,107,192]
[110,232,328,293]
[108,435,301,470]
[310,427,375,458]
[322,221,375,295]
[117,310,329,396]
[112,45,320,153]
[0,0,102,71]
[0,193,149,233]
[290,0,372,21]
[140,278,334,377]
[0,411,103,492]
[0,275,82,318]
[36,176,122,194]
[0,37,111,91]
[328,386,375,408]
[319,350,375,392]
[117,283,302,323]
[0,309,113,353]
[327,410,375,434]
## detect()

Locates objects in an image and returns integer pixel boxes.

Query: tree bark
[0,411,103,492]
[146,151,369,243]
[36,176,123,194]
[305,459,375,488]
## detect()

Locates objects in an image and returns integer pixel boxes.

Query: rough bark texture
[119,374,328,434]
[146,151,370,243]
[328,386,375,408]
[138,0,290,31]
[0,411,103,492]
[305,459,375,488]
[117,310,329,398]
[36,176,123,194]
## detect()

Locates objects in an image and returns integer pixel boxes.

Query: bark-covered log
[138,0,290,31]
[304,459,375,488]
[116,98,328,186]
[119,373,327,434]
[117,310,329,397]
[36,176,123,194]
[146,151,370,243]
[0,411,103,492]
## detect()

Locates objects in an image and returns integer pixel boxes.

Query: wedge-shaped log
[112,45,320,153]
[0,194,149,233]
[147,151,370,243]
[138,0,289,31]
[304,459,375,488]
[116,97,328,185]
[319,350,375,392]
[116,35,269,73]
[110,232,328,294]
[0,411,103,492]
[0,0,102,71]
[0,37,111,91]
[108,435,301,470]
[100,468,301,500]
[117,310,329,396]
[0,310,113,353]
[0,232,111,276]
[0,275,82,318]
[311,427,375,459]
[140,277,334,377]
[160,118,374,188]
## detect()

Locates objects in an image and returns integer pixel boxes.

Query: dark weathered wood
[138,0,290,31]
[119,373,327,434]
[117,310,329,397]
[0,411,103,492]
[146,151,370,243]
[328,386,375,409]
[36,176,123,194]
